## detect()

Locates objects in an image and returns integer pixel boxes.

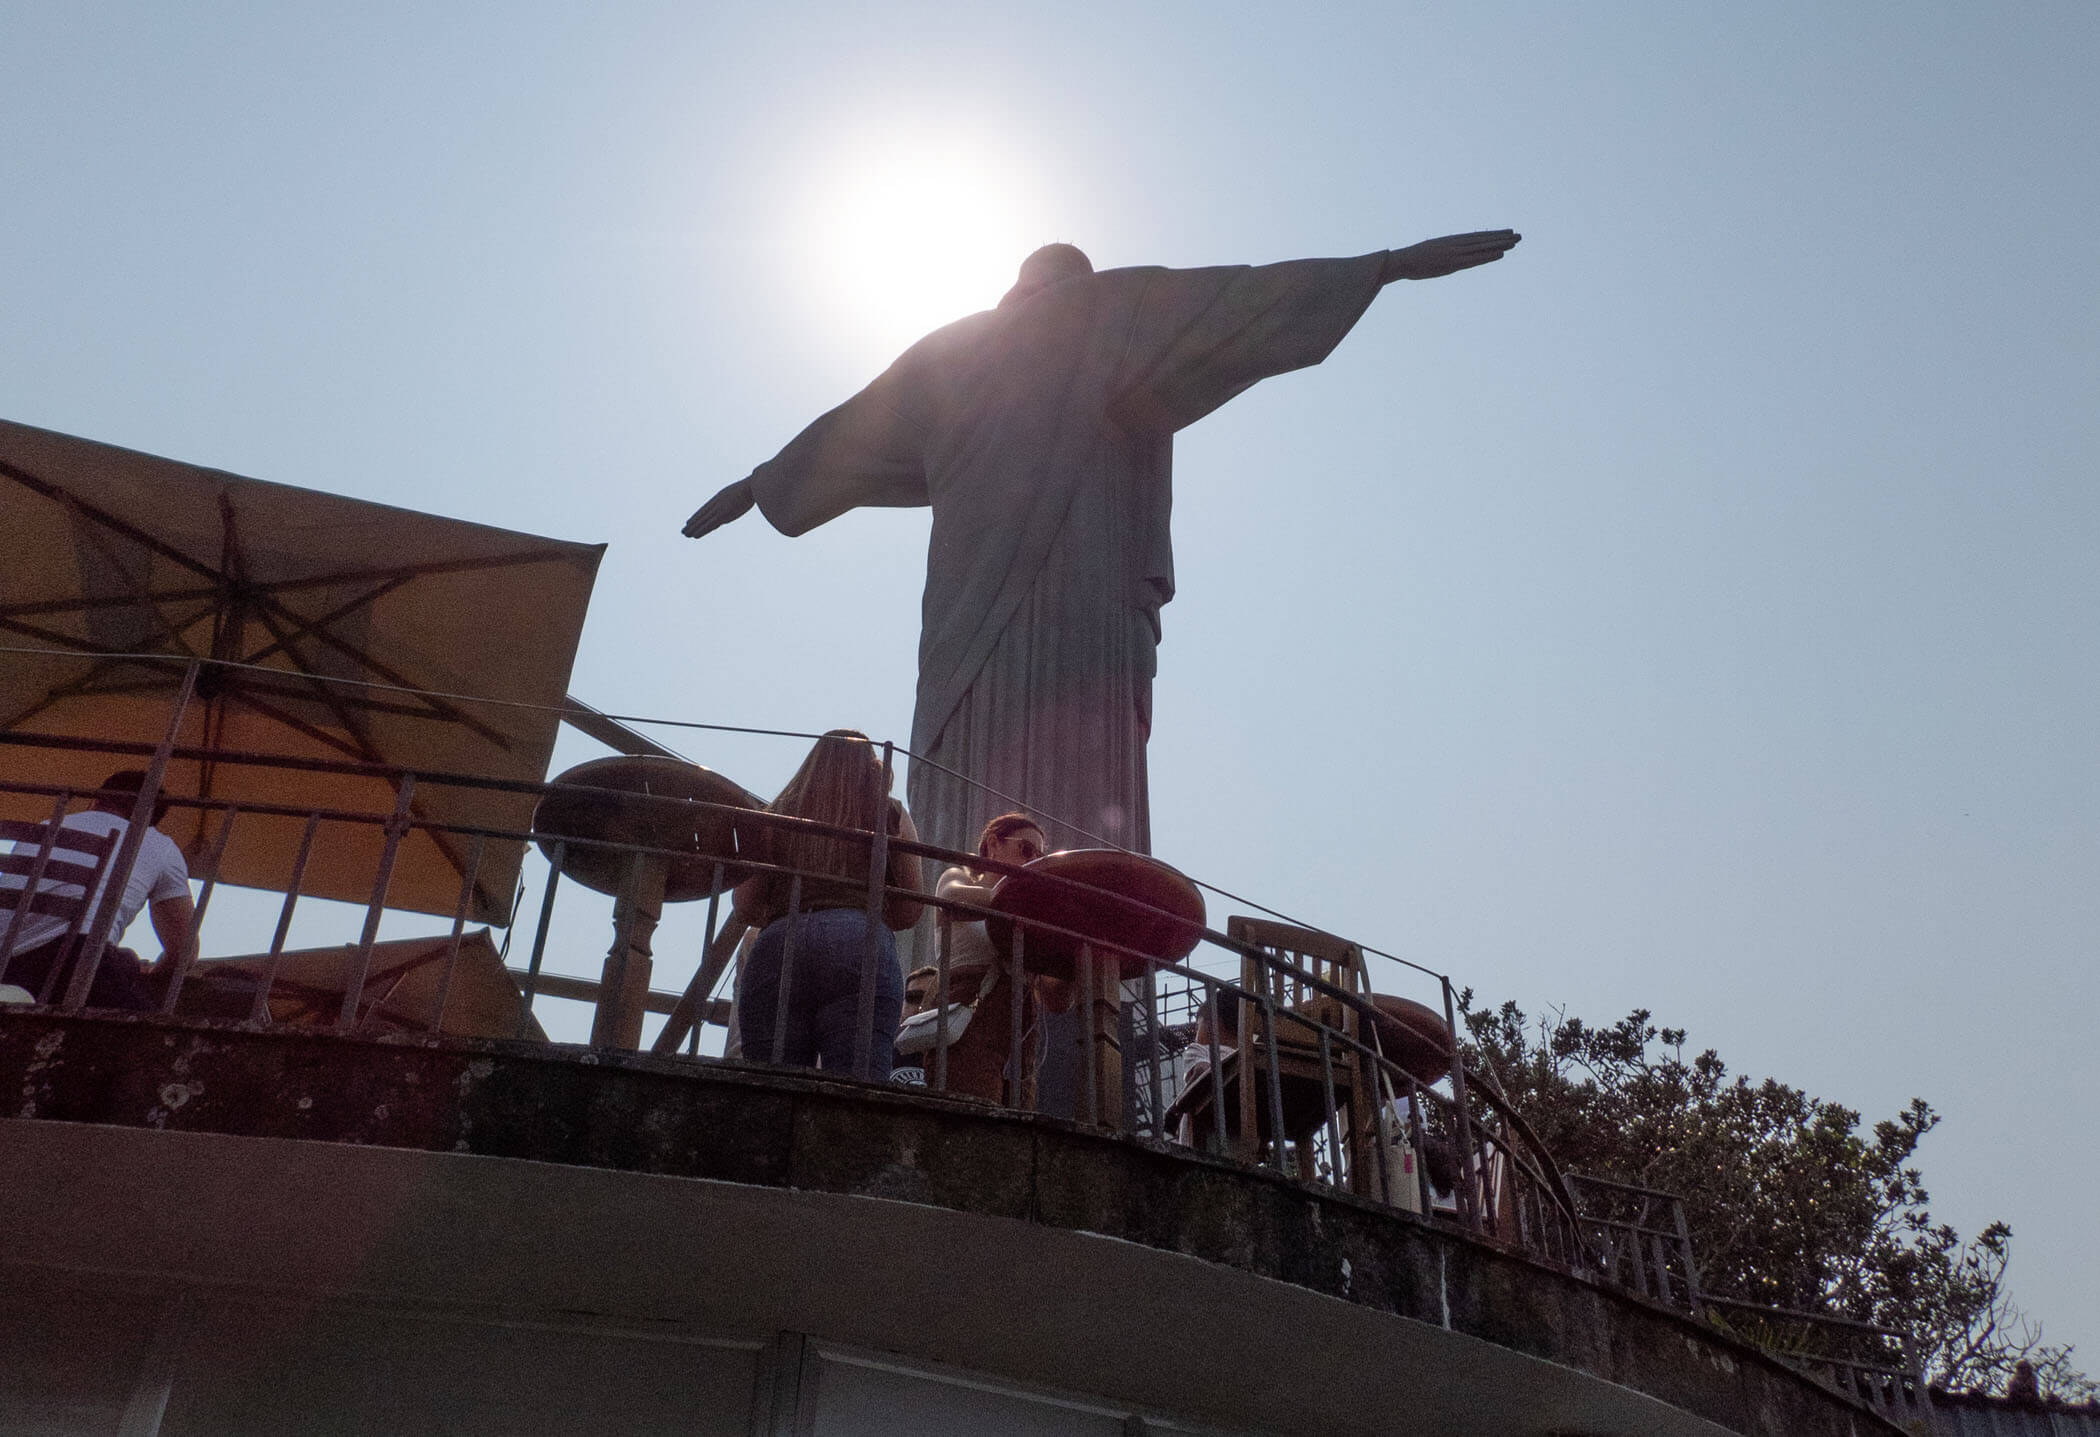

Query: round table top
[1367,994,1453,1087]
[985,848,1207,979]
[531,755,759,901]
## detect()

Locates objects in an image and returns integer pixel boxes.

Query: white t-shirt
[2,811,191,953]
[933,865,1003,971]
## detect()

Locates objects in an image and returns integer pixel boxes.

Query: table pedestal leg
[593,854,666,1049]
[1084,952,1123,1127]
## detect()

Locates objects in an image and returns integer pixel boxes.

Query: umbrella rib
[36,674,187,700]
[0,459,222,582]
[0,691,65,734]
[214,510,388,768]
[3,457,583,594]
[238,600,401,765]
[0,643,134,730]
[0,585,223,620]
[0,616,183,659]
[3,458,546,752]
[242,548,587,597]
[224,678,513,726]
[221,689,381,764]
[0,653,174,733]
[4,482,210,660]
[235,573,415,669]
[405,798,484,911]
[0,616,123,652]
[0,598,228,664]
[238,590,514,750]
[211,510,513,750]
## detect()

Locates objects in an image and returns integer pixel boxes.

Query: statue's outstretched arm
[1381,230,1521,283]
[682,478,756,539]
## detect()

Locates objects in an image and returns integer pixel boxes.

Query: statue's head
[1001,243,1092,308]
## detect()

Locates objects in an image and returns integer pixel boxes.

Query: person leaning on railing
[731,730,924,1077]
[905,813,1074,1106]
[0,770,197,1010]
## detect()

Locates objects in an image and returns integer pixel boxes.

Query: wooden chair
[1157,918,1377,1187]
[0,818,122,1005]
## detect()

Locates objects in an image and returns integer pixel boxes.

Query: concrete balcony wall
[0,1012,1906,1436]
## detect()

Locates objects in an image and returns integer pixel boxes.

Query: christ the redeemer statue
[685,231,1520,860]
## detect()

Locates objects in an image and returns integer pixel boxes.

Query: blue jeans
[740,908,902,1079]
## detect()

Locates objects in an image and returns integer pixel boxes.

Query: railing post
[852,742,894,1081]
[427,834,486,1034]
[1440,976,1481,1232]
[1143,965,1163,1138]
[339,773,415,1032]
[160,802,237,1014]
[1317,1026,1343,1188]
[1258,992,1288,1175]
[1007,927,1028,1106]
[694,862,723,1056]
[515,843,563,1039]
[1206,982,1227,1152]
[1672,1195,1704,1320]
[648,865,740,1057]
[252,812,321,1024]
[932,910,953,1091]
[770,874,804,1064]
[0,792,71,987]
[66,661,196,1009]
[1080,942,1099,1126]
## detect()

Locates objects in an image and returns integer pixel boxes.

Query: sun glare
[792,130,1048,356]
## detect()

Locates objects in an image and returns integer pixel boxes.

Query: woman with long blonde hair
[733,730,923,1077]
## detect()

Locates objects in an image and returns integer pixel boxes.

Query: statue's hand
[1383,230,1521,282]
[682,479,756,539]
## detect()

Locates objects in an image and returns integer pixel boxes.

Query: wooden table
[987,849,1205,1125]
[531,756,757,1049]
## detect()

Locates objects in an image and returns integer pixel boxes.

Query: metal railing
[0,711,1948,1427]
[1563,1173,1937,1429]
[0,723,1591,1259]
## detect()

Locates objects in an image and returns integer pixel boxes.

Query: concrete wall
[0,1010,1907,1436]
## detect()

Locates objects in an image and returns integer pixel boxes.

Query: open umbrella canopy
[0,418,603,923]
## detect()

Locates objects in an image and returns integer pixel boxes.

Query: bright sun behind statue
[794,130,1049,356]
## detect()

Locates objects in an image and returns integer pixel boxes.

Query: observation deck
[0,729,1921,1435]
[2,1012,1903,1436]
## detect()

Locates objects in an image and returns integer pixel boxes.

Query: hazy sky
[6,3,2096,1357]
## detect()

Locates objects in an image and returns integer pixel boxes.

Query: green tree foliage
[1458,995,2093,1401]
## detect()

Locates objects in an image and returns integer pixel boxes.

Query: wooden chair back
[0,817,123,998]
[1225,915,1368,1046]
[1222,917,1373,1180]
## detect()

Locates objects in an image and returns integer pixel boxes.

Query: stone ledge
[0,1010,1901,1437]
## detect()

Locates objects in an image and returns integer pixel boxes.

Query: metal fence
[1563,1172,1943,1431]
[0,718,1589,1256]
[0,708,1967,1431]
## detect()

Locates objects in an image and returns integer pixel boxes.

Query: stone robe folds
[745,253,1390,858]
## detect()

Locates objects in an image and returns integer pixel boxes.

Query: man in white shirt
[0,770,197,1009]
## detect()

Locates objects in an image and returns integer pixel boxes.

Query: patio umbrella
[0,418,603,923]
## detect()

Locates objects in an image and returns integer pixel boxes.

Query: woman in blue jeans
[733,730,924,1079]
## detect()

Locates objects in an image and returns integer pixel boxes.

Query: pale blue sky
[6,2,2096,1356]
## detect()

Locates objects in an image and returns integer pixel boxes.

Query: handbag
[894,959,1004,1057]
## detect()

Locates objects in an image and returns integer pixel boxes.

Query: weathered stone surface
[0,1011,1900,1436]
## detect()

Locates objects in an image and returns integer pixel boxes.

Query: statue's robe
[746,252,1391,869]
